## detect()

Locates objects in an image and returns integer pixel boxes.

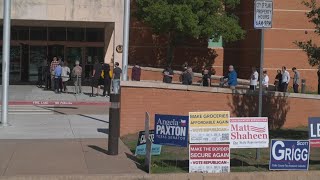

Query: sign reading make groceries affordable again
[189,111,230,143]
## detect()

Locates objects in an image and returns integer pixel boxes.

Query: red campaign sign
[310,139,320,148]
[189,144,230,160]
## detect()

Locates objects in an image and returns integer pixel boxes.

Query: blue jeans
[112,79,120,94]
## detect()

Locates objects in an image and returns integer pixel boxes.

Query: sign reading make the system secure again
[189,111,230,143]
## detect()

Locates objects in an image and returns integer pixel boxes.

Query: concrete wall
[0,0,124,66]
[120,81,320,136]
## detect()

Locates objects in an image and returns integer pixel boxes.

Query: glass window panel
[66,47,82,70]
[48,27,66,41]
[30,27,47,40]
[29,46,47,81]
[10,46,21,82]
[0,27,2,40]
[11,26,29,40]
[67,28,85,41]
[86,28,104,42]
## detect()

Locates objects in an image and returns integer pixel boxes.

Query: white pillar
[1,0,11,126]
[121,0,130,81]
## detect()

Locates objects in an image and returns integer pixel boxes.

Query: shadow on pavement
[125,153,146,172]
[78,114,109,123]
[88,145,109,155]
[97,128,109,135]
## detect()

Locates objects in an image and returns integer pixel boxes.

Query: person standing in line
[61,61,70,93]
[162,66,174,83]
[182,67,193,85]
[262,70,269,90]
[281,66,290,92]
[202,69,211,87]
[54,62,63,93]
[318,66,320,95]
[72,60,82,95]
[44,60,51,90]
[131,63,141,81]
[250,67,259,90]
[92,60,102,96]
[274,70,282,91]
[102,63,111,97]
[50,57,59,91]
[224,65,238,90]
[113,62,122,94]
[292,67,300,93]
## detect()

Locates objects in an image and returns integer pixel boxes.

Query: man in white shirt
[281,66,290,92]
[250,67,259,90]
[262,70,269,90]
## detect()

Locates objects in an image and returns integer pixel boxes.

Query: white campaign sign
[254,0,273,29]
[230,117,269,148]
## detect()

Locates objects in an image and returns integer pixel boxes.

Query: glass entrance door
[66,47,82,69]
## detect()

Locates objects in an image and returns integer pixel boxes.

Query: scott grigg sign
[270,140,310,171]
[308,117,320,147]
[154,114,189,147]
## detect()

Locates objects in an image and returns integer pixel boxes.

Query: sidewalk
[0,85,109,105]
[0,139,144,176]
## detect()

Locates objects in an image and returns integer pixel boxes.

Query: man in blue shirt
[224,65,238,90]
[54,62,63,93]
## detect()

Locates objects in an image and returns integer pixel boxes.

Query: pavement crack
[67,116,76,139]
[2,143,17,176]
[79,139,90,174]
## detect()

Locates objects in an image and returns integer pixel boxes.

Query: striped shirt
[50,60,59,72]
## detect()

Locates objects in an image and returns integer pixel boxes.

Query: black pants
[54,77,62,92]
[250,85,256,90]
[281,83,288,92]
[103,78,111,96]
[44,74,51,90]
[293,84,299,93]
[318,82,320,94]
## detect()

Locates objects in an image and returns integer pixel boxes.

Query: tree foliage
[135,0,245,64]
[136,0,244,41]
[295,0,320,67]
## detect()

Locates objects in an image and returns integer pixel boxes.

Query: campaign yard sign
[189,111,230,143]
[189,144,230,173]
[135,130,162,156]
[308,117,320,147]
[230,117,269,148]
[270,140,310,171]
[154,114,189,147]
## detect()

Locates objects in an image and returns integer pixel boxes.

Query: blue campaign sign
[309,117,320,147]
[135,130,162,156]
[270,140,310,171]
[154,114,189,147]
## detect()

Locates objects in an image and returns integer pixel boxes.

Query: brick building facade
[129,0,320,91]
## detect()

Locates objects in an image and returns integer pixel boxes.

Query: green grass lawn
[121,127,320,173]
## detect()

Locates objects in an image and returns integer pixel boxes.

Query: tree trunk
[166,32,176,67]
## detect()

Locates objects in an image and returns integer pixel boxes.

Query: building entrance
[0,25,105,84]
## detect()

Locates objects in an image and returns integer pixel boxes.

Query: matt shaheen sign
[254,0,273,29]
[230,117,269,148]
